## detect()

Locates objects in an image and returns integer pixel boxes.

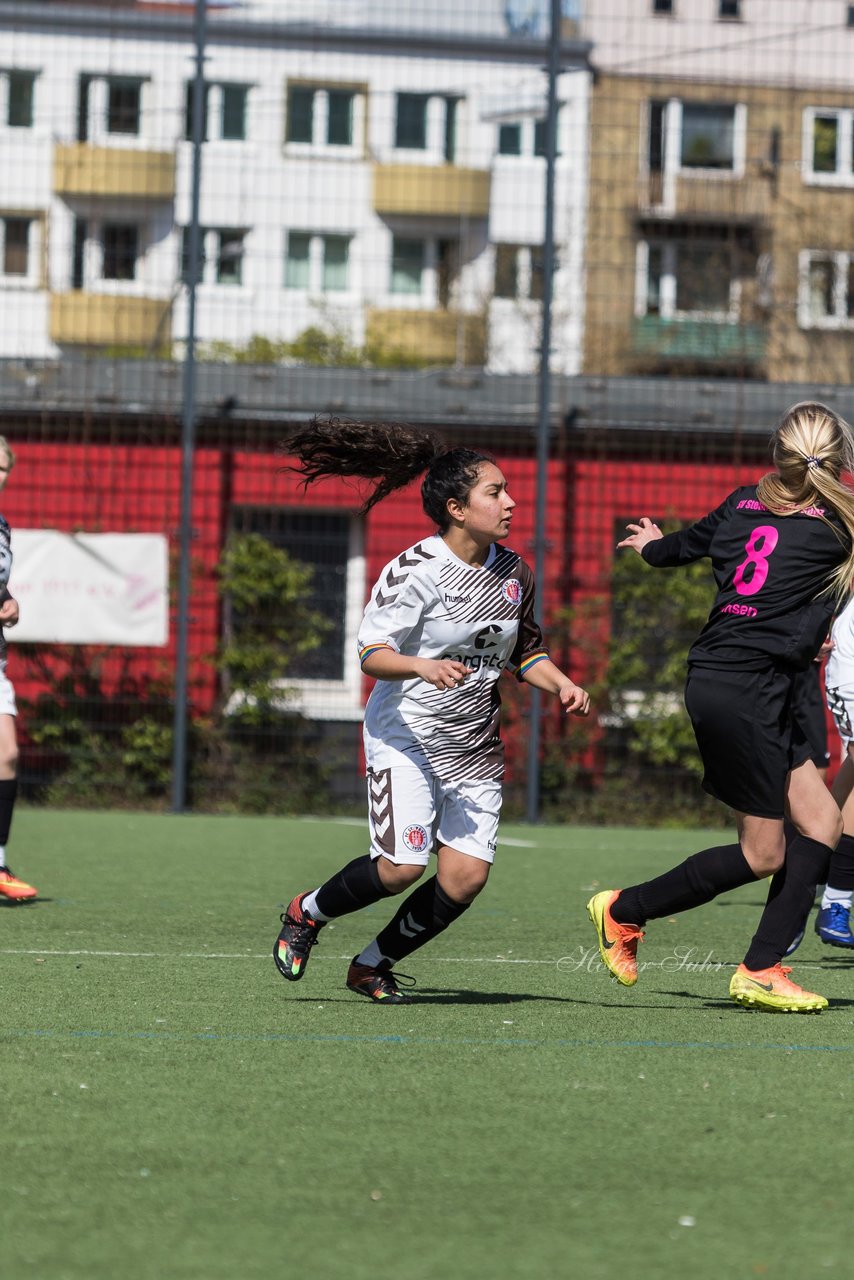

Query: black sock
[611,844,757,928]
[313,855,394,920]
[372,875,470,966]
[743,835,834,970]
[0,778,17,848]
[827,832,854,892]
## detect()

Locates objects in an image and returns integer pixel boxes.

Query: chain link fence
[0,0,851,820]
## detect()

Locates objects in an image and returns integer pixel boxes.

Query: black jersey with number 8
[641,484,849,672]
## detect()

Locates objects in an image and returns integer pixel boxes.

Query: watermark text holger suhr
[556,946,730,975]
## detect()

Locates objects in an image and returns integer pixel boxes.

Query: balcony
[373,165,490,218]
[54,144,175,200]
[631,316,766,365]
[638,173,772,224]
[366,308,485,366]
[50,293,171,348]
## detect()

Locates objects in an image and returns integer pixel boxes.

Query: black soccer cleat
[345,957,415,1004]
[273,894,324,981]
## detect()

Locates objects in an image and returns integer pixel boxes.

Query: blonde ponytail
[756,401,854,598]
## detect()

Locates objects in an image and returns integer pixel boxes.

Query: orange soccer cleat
[0,866,37,901]
[586,889,644,986]
[729,963,827,1013]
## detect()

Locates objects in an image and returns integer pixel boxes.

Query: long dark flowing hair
[281,417,494,530]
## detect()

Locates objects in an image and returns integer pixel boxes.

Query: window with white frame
[647,99,745,179]
[184,81,250,142]
[388,235,461,305]
[391,236,426,295]
[798,250,854,327]
[77,74,145,140]
[285,83,363,150]
[227,507,366,717]
[0,215,38,283]
[496,113,559,158]
[181,227,247,285]
[637,239,738,319]
[72,218,86,289]
[718,0,741,18]
[71,217,142,285]
[395,93,461,162]
[2,70,36,127]
[284,232,351,292]
[680,103,737,169]
[493,244,546,302]
[102,223,138,280]
[803,108,854,183]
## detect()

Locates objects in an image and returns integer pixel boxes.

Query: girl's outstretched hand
[617,517,662,555]
[558,682,590,717]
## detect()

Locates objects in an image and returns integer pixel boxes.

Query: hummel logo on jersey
[444,593,472,604]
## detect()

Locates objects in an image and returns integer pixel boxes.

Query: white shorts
[366,764,501,865]
[826,680,854,747]
[0,667,17,717]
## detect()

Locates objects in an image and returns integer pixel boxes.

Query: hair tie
[806,455,823,469]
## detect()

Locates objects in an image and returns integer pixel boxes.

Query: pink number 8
[733,525,778,597]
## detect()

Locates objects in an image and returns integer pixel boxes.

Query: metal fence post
[172,0,206,813]
[525,0,561,824]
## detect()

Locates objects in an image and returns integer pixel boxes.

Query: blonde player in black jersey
[273,418,590,1003]
[588,402,854,1013]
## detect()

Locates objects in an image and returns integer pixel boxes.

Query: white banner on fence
[6,531,169,647]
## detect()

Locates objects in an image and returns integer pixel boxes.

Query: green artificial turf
[2,811,853,1280]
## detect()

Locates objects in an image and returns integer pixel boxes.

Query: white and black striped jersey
[0,514,11,665]
[0,516,11,595]
[827,593,854,686]
[358,534,548,782]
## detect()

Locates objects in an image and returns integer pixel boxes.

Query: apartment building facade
[0,0,591,374]
[581,0,854,382]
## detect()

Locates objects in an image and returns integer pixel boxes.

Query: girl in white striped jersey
[274,418,590,1003]
[818,594,854,945]
[0,437,32,903]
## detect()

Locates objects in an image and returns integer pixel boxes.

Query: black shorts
[790,665,830,768]
[685,665,812,818]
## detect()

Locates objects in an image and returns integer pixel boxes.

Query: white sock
[355,939,385,968]
[821,886,852,910]
[0,845,7,869]
[300,889,330,921]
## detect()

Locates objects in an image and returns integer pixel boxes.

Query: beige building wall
[583,74,854,383]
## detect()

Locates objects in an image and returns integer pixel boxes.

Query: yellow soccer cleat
[587,889,644,986]
[0,866,37,901]
[729,963,827,1013]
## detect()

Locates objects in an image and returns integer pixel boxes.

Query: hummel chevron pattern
[399,543,435,566]
[369,769,394,854]
[374,544,434,606]
[400,912,427,939]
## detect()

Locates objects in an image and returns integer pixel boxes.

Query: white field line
[1,948,827,974]
[0,947,554,965]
